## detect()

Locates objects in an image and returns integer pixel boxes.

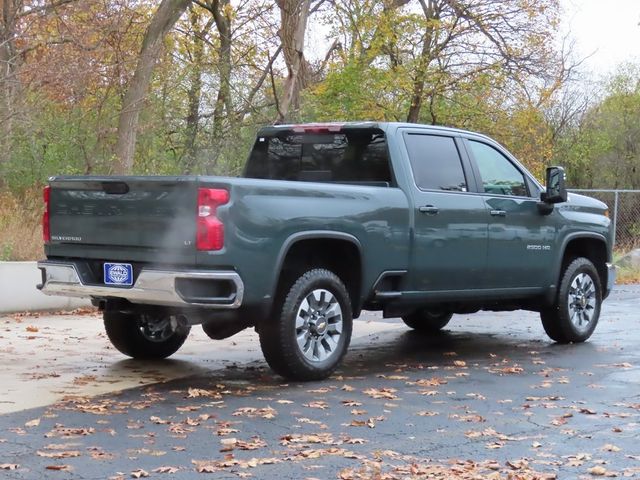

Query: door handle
[490,209,507,217]
[419,205,439,215]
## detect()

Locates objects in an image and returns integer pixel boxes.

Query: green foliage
[0,243,13,262]
[307,64,408,121]
[555,64,640,189]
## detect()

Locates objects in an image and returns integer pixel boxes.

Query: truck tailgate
[48,177,197,257]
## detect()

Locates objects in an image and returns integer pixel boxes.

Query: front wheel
[402,309,453,332]
[259,269,353,381]
[104,311,191,359]
[541,257,602,343]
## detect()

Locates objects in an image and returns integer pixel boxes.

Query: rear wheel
[402,309,453,332]
[104,311,191,359]
[540,257,602,343]
[259,269,353,381]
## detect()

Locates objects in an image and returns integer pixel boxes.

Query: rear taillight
[42,185,51,243]
[196,188,229,251]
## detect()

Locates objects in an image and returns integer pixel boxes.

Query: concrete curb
[0,261,90,313]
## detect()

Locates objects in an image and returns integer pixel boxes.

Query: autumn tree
[114,0,192,175]
[0,0,79,170]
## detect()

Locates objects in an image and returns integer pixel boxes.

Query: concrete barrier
[0,261,90,314]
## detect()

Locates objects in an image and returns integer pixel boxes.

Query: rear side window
[244,129,392,185]
[404,134,467,192]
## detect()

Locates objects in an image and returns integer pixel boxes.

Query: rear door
[48,176,198,263]
[402,131,488,292]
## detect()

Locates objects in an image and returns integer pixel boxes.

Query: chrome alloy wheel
[567,273,597,332]
[295,289,343,362]
[137,315,181,343]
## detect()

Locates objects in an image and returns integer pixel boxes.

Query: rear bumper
[605,262,616,299]
[37,261,243,309]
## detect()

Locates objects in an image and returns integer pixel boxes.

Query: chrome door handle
[490,209,506,217]
[419,205,439,215]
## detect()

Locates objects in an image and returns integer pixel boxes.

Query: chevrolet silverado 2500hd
[37,122,616,380]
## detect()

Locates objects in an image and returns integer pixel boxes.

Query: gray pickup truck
[38,122,616,380]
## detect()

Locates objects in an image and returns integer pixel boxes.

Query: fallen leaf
[131,469,149,478]
[304,401,328,410]
[37,450,81,459]
[232,407,277,419]
[410,378,447,387]
[588,466,607,476]
[187,388,222,399]
[362,388,397,400]
[601,444,621,452]
[579,408,597,415]
[343,437,366,444]
[152,466,179,474]
[25,418,40,428]
[280,433,334,445]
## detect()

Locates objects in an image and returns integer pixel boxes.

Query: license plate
[104,263,133,286]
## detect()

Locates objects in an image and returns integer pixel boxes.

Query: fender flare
[269,230,364,305]
[551,232,608,288]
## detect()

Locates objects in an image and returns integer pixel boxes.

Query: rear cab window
[244,127,392,186]
[403,133,468,192]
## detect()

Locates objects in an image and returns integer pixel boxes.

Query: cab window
[468,140,528,197]
[404,133,467,192]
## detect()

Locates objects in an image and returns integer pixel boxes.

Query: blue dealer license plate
[104,263,133,286]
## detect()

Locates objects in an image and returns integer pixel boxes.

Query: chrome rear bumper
[37,261,243,309]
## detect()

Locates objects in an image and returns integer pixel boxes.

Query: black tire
[259,269,353,381]
[104,311,191,359]
[402,309,453,332]
[540,257,602,344]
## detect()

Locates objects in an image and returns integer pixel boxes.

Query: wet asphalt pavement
[0,286,639,479]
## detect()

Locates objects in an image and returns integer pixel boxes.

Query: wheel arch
[554,233,609,296]
[271,231,364,317]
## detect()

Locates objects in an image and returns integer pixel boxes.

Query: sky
[561,0,640,75]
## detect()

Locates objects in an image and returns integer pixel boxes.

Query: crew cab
[38,122,616,380]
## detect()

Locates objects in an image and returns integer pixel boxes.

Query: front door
[402,132,488,292]
[464,139,559,289]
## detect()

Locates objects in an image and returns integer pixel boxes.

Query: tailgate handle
[102,181,129,194]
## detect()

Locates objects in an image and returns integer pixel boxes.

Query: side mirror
[541,166,567,204]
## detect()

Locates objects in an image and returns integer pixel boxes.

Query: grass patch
[0,189,43,261]
[612,250,640,285]
[616,266,640,285]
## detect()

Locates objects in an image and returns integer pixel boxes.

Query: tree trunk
[0,0,20,168]
[406,0,438,123]
[113,0,191,175]
[275,0,311,123]
[183,6,206,174]
[209,0,232,172]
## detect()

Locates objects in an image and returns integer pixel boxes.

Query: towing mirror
[542,166,567,204]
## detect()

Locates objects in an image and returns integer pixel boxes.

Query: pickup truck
[37,122,616,380]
